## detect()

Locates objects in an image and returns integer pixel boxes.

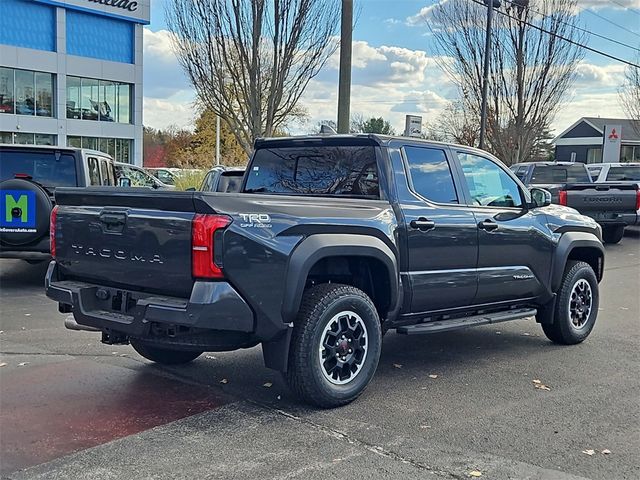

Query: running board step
[396,308,537,335]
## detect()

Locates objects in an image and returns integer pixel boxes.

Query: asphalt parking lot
[1,229,638,480]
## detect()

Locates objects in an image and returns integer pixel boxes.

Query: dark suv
[0,145,117,261]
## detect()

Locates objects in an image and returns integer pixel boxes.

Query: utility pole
[215,114,221,166]
[337,0,353,134]
[479,0,500,150]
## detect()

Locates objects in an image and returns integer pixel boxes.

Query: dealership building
[0,0,149,165]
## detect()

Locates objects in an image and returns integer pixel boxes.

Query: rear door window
[244,145,379,198]
[0,149,77,188]
[403,146,458,204]
[87,157,101,185]
[531,165,590,183]
[606,166,640,181]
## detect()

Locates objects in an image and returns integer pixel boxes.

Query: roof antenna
[319,124,337,135]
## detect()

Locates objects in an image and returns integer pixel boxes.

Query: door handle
[478,219,498,231]
[410,218,436,231]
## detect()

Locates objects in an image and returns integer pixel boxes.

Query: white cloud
[406,1,449,27]
[143,96,196,130]
[575,62,626,87]
[552,92,626,132]
[577,0,640,9]
[143,28,192,99]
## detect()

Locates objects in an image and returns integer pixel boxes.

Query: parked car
[47,135,605,407]
[200,166,245,192]
[512,161,639,244]
[146,167,177,186]
[115,162,174,189]
[0,144,118,261]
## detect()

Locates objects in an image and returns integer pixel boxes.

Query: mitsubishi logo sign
[602,124,622,162]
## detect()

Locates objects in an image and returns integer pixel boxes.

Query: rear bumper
[45,261,254,338]
[584,213,638,227]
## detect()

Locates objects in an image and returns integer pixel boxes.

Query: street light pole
[479,0,499,150]
[337,0,353,134]
[215,114,221,166]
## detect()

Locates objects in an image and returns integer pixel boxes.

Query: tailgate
[565,183,638,213]
[54,188,213,297]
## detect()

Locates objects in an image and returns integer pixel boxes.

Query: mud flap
[262,325,293,372]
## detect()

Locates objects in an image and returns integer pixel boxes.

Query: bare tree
[619,56,640,134]
[166,0,339,155]
[426,100,479,146]
[430,0,585,165]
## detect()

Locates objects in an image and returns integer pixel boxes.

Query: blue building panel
[0,0,56,51]
[66,10,134,63]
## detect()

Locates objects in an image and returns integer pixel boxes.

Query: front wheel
[131,340,203,365]
[286,284,382,408]
[541,261,599,345]
[602,225,624,244]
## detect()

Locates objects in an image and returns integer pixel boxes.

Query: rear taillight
[558,190,567,206]
[636,189,640,211]
[50,205,58,258]
[191,214,231,279]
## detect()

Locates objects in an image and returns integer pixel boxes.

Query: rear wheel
[602,225,624,244]
[131,340,203,365]
[541,261,599,345]
[286,284,382,408]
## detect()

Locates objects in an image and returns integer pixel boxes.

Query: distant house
[553,117,640,164]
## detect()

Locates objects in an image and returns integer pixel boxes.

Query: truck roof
[0,143,113,160]
[253,134,494,157]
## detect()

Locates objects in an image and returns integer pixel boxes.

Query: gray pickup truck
[47,135,605,407]
[512,162,639,244]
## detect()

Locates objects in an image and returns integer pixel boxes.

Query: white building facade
[0,0,149,165]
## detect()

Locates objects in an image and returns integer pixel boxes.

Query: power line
[469,0,640,69]
[582,6,640,39]
[501,0,640,54]
[607,0,640,17]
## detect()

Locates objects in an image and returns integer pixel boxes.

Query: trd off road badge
[0,190,37,233]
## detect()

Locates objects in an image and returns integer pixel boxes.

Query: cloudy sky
[142,0,640,136]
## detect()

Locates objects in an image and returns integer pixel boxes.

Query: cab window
[87,157,101,185]
[457,152,523,208]
[403,146,458,204]
[99,158,113,186]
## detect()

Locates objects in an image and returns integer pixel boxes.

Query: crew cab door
[395,144,478,313]
[455,151,553,304]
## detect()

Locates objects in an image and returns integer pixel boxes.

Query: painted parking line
[0,358,230,475]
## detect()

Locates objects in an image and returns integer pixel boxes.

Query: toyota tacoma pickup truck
[46,135,605,407]
[511,161,639,244]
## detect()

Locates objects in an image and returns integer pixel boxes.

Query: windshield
[244,145,379,198]
[606,166,640,182]
[0,150,77,188]
[531,164,590,183]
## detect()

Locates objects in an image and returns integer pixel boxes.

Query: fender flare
[551,231,604,292]
[281,234,399,323]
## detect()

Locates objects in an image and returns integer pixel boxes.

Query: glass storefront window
[0,68,15,114]
[67,136,82,148]
[15,70,35,115]
[35,134,55,145]
[66,77,131,123]
[0,68,53,117]
[100,81,116,122]
[67,77,81,119]
[586,148,602,164]
[1,132,57,145]
[81,78,99,121]
[14,133,35,144]
[35,73,54,117]
[117,83,130,124]
[66,136,132,163]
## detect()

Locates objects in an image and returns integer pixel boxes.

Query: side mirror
[118,177,131,187]
[529,187,551,208]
